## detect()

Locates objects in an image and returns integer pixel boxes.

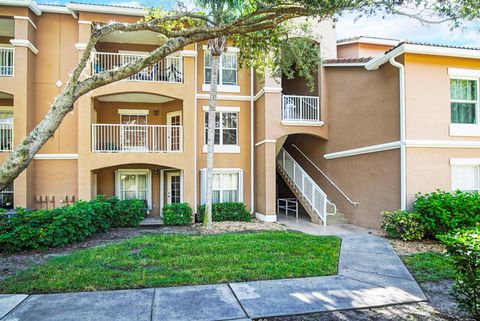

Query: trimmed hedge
[0,196,146,254]
[162,203,192,226]
[197,202,251,222]
[414,190,480,236]
[381,210,425,241]
[439,228,480,318]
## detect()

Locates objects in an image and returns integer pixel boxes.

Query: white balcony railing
[92,124,183,153]
[282,95,320,123]
[0,47,14,76]
[91,52,183,83]
[0,123,13,151]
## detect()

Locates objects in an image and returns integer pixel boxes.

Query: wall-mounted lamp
[154,169,159,175]
[154,108,159,116]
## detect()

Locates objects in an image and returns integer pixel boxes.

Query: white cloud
[335,13,480,47]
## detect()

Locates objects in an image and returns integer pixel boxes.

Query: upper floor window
[204,52,238,86]
[450,78,479,124]
[204,111,238,146]
[0,47,14,77]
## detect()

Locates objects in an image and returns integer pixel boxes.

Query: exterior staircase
[277,147,344,225]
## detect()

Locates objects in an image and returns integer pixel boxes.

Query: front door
[120,114,147,151]
[167,111,182,151]
[166,171,181,204]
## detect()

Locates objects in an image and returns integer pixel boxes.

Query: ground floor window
[0,182,13,209]
[115,170,152,208]
[200,169,243,204]
[451,164,479,192]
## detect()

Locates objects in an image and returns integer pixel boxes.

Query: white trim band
[34,154,79,160]
[14,16,37,29]
[202,84,241,93]
[75,43,87,51]
[180,50,197,57]
[324,141,401,159]
[255,139,276,147]
[448,67,480,78]
[450,158,480,165]
[202,106,240,112]
[9,39,38,54]
[406,139,480,148]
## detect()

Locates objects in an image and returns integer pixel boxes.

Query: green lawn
[402,251,455,283]
[0,231,340,294]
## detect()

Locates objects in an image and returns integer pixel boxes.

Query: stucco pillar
[11,17,37,208]
[254,141,277,221]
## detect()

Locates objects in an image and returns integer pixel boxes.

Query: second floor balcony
[91,52,183,83]
[0,47,14,77]
[92,124,183,153]
[282,95,321,124]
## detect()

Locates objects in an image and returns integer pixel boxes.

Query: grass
[402,251,456,283]
[0,231,341,294]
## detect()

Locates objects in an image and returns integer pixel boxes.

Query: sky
[41,0,480,47]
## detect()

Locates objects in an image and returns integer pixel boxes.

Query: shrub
[0,196,147,254]
[197,202,251,223]
[162,203,192,226]
[414,190,480,236]
[381,210,425,241]
[108,197,146,228]
[439,228,480,318]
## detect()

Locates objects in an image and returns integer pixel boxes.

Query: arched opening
[275,133,332,225]
[92,92,183,153]
[93,163,183,222]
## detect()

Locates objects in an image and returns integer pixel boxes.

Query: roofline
[0,1,147,17]
[66,3,147,17]
[323,62,368,67]
[365,43,480,70]
[0,0,42,15]
[338,37,399,47]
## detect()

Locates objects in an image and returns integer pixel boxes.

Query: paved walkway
[0,221,426,321]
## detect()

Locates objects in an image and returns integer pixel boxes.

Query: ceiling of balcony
[97,93,175,103]
[100,30,166,45]
[0,19,14,38]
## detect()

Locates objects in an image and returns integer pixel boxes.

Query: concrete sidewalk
[0,233,426,321]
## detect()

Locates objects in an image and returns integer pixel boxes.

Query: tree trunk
[204,36,226,227]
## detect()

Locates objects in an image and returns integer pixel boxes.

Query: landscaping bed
[0,230,340,294]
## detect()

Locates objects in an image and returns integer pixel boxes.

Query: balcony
[92,124,182,153]
[91,52,183,83]
[282,95,321,125]
[0,47,14,77]
[0,123,13,151]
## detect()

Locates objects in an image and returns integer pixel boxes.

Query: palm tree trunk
[204,37,226,226]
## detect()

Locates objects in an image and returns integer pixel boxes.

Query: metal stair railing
[277,147,336,226]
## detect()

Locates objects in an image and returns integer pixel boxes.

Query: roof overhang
[366,43,480,70]
[66,3,147,17]
[0,1,147,17]
[0,0,42,15]
[338,37,399,47]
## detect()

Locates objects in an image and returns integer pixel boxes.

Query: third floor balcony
[91,52,183,84]
[0,47,14,77]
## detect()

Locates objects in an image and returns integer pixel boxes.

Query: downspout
[389,57,407,210]
[193,43,198,211]
[250,67,255,214]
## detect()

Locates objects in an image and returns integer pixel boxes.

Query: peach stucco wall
[337,43,394,58]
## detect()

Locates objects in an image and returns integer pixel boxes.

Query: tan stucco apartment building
[0,1,479,228]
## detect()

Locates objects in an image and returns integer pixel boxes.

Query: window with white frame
[204,51,238,86]
[115,170,152,209]
[204,111,238,146]
[450,78,479,124]
[200,169,243,204]
[451,164,480,192]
